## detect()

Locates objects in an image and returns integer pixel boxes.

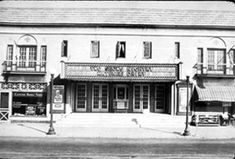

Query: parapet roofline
[0,22,235,30]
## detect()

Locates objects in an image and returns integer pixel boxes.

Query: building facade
[0,1,235,122]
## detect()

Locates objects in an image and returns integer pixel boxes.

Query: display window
[12,92,46,117]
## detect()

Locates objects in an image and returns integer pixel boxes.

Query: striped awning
[196,85,235,102]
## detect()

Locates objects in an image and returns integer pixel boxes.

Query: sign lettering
[65,63,178,81]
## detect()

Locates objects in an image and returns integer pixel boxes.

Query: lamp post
[183,75,190,136]
[47,73,56,135]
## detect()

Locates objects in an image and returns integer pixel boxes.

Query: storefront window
[12,92,46,117]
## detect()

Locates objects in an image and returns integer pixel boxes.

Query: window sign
[52,85,65,113]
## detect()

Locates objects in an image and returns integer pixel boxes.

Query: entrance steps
[56,113,186,128]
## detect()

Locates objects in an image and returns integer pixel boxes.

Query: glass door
[113,85,129,111]
[76,84,87,112]
[155,84,165,112]
[133,85,141,112]
[133,84,150,113]
[142,85,149,113]
[92,84,109,112]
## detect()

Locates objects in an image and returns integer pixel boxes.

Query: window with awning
[196,85,235,102]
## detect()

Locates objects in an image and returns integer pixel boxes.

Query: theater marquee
[61,62,179,81]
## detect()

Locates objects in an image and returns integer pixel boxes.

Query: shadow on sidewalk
[18,124,47,134]
[140,127,183,136]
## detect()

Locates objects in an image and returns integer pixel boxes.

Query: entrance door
[76,84,87,112]
[155,84,165,112]
[0,92,9,121]
[133,84,150,113]
[92,84,109,112]
[113,85,129,111]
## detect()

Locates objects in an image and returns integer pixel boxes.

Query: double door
[133,84,150,113]
[76,83,109,112]
[92,84,109,112]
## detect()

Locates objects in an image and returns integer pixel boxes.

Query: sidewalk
[1,122,235,139]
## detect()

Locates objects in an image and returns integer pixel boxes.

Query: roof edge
[0,22,235,30]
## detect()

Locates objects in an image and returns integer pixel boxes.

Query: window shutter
[6,45,13,66]
[41,46,47,66]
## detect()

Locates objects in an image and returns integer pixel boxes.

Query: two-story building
[0,0,235,122]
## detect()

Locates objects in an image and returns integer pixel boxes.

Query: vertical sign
[177,85,192,115]
[178,87,187,113]
[52,85,65,113]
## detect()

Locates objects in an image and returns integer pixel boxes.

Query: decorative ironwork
[0,82,47,91]
[0,108,9,121]
[2,60,46,74]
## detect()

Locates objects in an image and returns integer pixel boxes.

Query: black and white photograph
[0,0,235,158]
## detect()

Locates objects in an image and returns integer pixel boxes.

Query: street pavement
[1,121,235,158]
[0,137,235,159]
[0,122,235,139]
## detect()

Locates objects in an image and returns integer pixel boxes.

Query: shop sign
[52,85,65,113]
[13,92,43,97]
[64,63,178,81]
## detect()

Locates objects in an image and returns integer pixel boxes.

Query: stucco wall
[1,26,235,83]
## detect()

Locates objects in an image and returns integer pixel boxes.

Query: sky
[1,1,235,11]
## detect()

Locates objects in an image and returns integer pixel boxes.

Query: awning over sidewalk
[196,85,235,102]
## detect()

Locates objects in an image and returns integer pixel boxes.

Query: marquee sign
[62,62,179,81]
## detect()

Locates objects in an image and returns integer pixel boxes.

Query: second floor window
[175,42,180,58]
[91,41,100,58]
[207,49,226,71]
[19,46,37,68]
[116,41,126,58]
[61,40,68,57]
[143,41,152,59]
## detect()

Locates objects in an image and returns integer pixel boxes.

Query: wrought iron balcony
[194,63,235,77]
[2,60,46,75]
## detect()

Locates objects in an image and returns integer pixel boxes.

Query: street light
[47,72,56,135]
[183,75,190,136]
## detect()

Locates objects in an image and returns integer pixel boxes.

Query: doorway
[76,84,87,112]
[155,84,165,113]
[113,85,129,111]
[92,84,109,112]
[133,84,150,113]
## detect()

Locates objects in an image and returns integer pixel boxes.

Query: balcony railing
[194,63,235,76]
[2,60,46,74]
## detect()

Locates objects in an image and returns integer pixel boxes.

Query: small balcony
[194,63,235,78]
[2,60,46,75]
